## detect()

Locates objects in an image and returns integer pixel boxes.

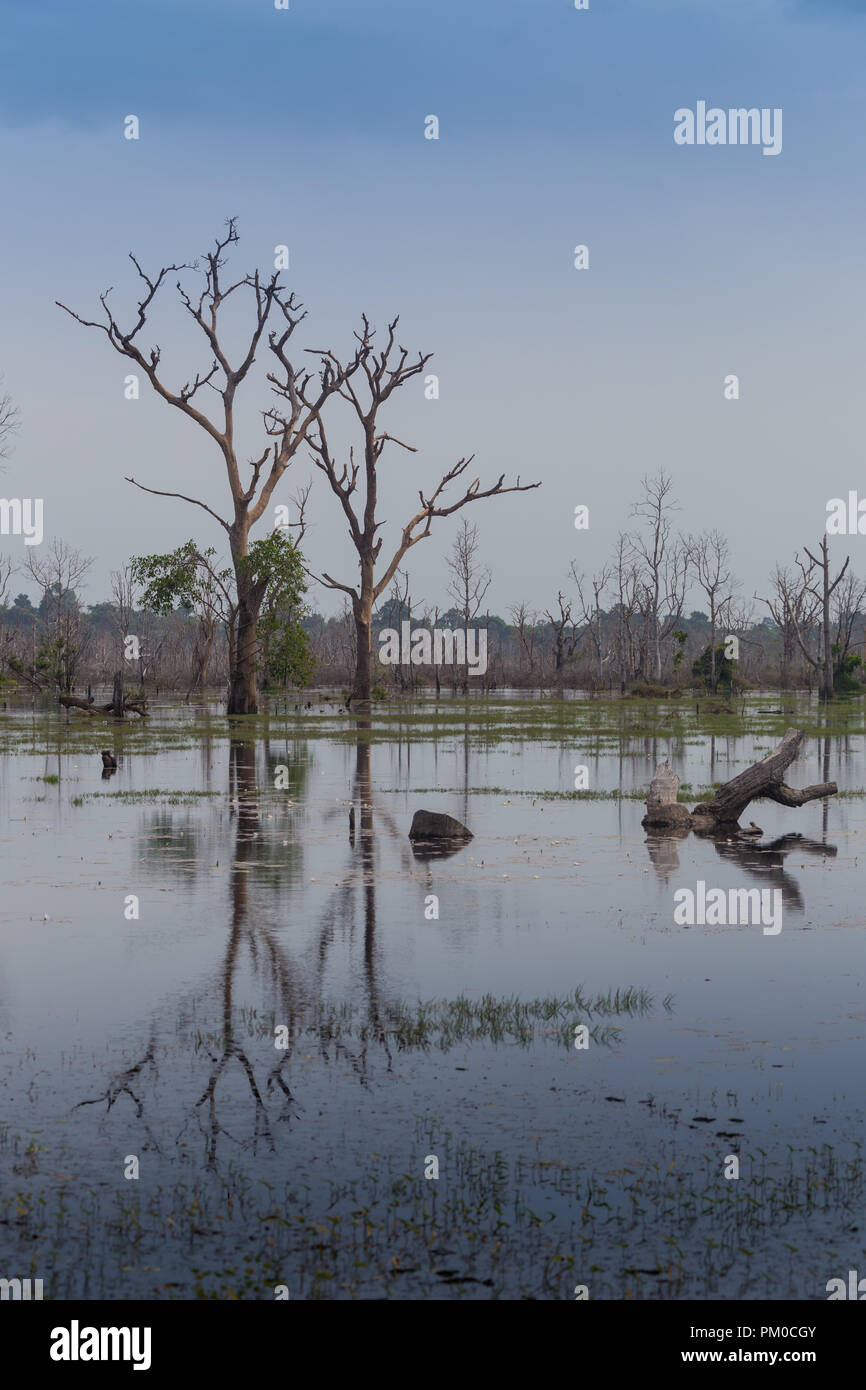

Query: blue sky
[1,0,865,612]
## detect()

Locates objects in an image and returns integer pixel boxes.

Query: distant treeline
[2,580,865,699]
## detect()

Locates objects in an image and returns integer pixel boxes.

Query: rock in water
[642,761,692,829]
[408,809,473,841]
[101,750,117,770]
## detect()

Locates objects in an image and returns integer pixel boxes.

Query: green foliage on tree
[131,541,231,617]
[131,532,314,691]
[671,629,688,672]
[249,531,314,690]
[832,644,863,694]
[692,642,736,691]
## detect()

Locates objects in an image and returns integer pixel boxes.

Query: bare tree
[446,519,491,692]
[25,540,94,692]
[508,600,541,684]
[384,566,422,693]
[571,563,611,687]
[687,529,737,692]
[0,373,19,463]
[544,590,581,689]
[109,564,139,713]
[628,470,688,682]
[724,597,759,684]
[612,534,641,692]
[831,570,866,680]
[787,539,850,701]
[57,219,354,713]
[305,316,539,701]
[0,556,15,675]
[760,565,816,689]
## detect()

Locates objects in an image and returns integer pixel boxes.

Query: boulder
[408,809,473,842]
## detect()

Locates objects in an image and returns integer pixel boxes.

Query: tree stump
[641,762,692,829]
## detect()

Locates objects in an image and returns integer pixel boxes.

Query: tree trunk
[229,589,260,715]
[110,670,124,717]
[644,730,837,831]
[821,570,833,702]
[691,728,836,828]
[642,762,692,829]
[352,606,372,702]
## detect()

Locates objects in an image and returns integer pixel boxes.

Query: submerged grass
[1,688,863,758]
[1,1124,858,1300]
[198,986,674,1053]
[70,789,223,806]
[380,785,727,802]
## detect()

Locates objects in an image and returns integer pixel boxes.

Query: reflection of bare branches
[73,728,409,1168]
[707,832,837,914]
[74,1042,155,1118]
[266,1062,302,1123]
[73,1041,161,1152]
[186,738,306,1165]
[194,1039,277,1166]
[645,810,837,911]
[308,718,409,1076]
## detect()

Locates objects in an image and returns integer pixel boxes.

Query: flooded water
[0,692,864,1299]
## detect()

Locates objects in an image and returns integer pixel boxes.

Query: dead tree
[784,540,850,701]
[544,590,581,690]
[109,565,138,715]
[57,219,354,714]
[642,728,836,831]
[760,564,818,689]
[508,601,541,685]
[572,563,611,688]
[305,315,540,702]
[385,567,418,693]
[25,540,93,693]
[831,571,866,682]
[612,533,641,692]
[447,519,491,693]
[0,372,19,462]
[628,470,688,682]
[686,529,737,692]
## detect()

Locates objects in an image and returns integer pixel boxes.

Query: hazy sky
[1,0,865,615]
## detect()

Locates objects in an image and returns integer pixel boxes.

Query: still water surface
[0,693,863,1298]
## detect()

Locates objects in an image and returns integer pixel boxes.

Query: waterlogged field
[0,690,864,1300]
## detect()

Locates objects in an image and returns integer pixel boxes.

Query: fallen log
[59,695,148,719]
[691,728,836,828]
[59,695,97,715]
[642,728,837,833]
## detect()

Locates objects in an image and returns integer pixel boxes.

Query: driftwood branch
[644,729,837,831]
[59,694,148,719]
[692,729,836,826]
